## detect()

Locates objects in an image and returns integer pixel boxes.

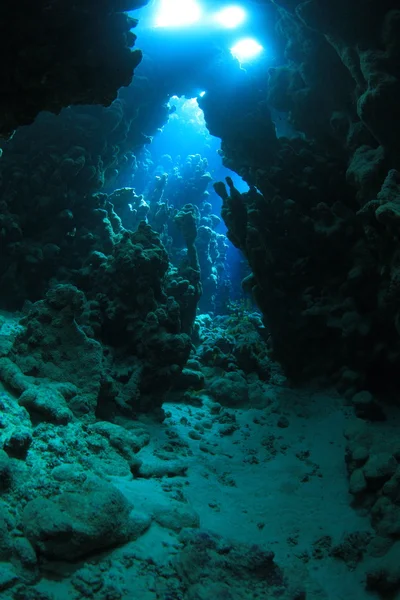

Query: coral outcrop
[0,218,193,416]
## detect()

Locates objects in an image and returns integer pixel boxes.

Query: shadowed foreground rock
[0,0,147,137]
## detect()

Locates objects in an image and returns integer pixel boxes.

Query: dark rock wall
[0,0,148,137]
[207,1,400,395]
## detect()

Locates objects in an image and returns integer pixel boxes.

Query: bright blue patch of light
[231,38,263,61]
[214,6,246,28]
[154,0,202,28]
[169,96,207,131]
[199,91,206,97]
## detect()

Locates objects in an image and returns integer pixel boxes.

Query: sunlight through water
[231,37,263,61]
[214,6,246,28]
[154,0,202,28]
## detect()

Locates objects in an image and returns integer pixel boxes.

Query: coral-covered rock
[22,477,141,560]
[175,368,205,391]
[174,204,202,334]
[176,530,286,599]
[88,421,149,463]
[9,285,103,417]
[208,371,249,407]
[19,387,74,425]
[153,503,200,532]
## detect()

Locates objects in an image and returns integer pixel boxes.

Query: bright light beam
[154,0,202,28]
[214,5,246,28]
[231,38,263,62]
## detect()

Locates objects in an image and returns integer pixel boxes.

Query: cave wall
[0,0,148,137]
[205,0,400,395]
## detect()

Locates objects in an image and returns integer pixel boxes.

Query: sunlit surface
[154,0,202,28]
[214,6,246,28]
[231,37,263,61]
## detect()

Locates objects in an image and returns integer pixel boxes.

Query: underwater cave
[0,0,400,598]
